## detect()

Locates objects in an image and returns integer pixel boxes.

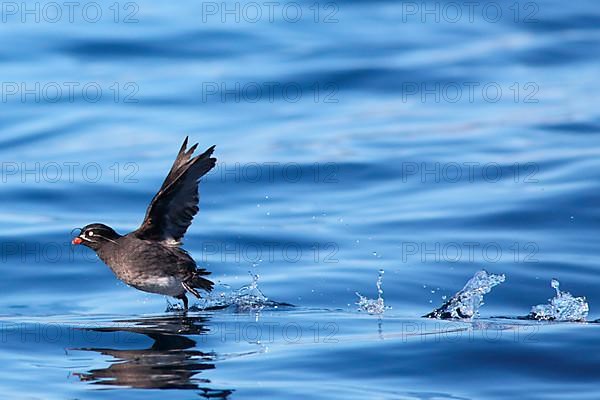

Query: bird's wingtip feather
[187,143,199,156]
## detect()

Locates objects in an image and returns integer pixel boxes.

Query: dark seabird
[72,137,216,310]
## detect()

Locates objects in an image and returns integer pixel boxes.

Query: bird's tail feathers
[183,271,214,297]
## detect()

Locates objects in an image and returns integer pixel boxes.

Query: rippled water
[1,0,600,398]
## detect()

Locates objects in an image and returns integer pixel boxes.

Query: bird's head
[72,223,121,250]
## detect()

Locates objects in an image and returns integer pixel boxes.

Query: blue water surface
[1,0,600,398]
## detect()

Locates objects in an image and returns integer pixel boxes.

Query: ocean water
[1,0,600,398]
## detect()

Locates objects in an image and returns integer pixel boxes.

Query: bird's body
[95,233,212,298]
[72,137,217,310]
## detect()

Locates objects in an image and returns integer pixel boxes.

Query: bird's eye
[88,231,94,237]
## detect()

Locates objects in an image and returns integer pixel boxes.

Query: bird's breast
[129,276,183,296]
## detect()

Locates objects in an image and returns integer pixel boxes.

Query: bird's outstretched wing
[134,137,216,244]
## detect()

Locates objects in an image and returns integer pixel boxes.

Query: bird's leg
[165,297,174,310]
[175,294,189,311]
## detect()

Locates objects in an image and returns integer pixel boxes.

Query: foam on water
[425,270,505,320]
[527,279,589,322]
[356,270,389,315]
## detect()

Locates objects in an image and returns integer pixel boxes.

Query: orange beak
[72,237,83,245]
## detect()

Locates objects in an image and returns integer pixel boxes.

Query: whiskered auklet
[72,137,216,310]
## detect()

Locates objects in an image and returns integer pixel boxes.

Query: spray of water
[527,279,589,322]
[425,270,505,319]
[168,272,293,312]
[356,270,389,315]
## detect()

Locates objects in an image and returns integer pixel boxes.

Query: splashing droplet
[528,279,588,322]
[356,270,389,315]
[190,272,290,312]
[424,270,505,319]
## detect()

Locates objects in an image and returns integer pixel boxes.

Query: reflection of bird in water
[74,315,233,398]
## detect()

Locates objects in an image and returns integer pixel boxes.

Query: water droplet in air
[355,269,388,315]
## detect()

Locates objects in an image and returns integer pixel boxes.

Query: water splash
[425,270,505,319]
[185,272,292,312]
[356,270,389,315]
[527,279,589,322]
